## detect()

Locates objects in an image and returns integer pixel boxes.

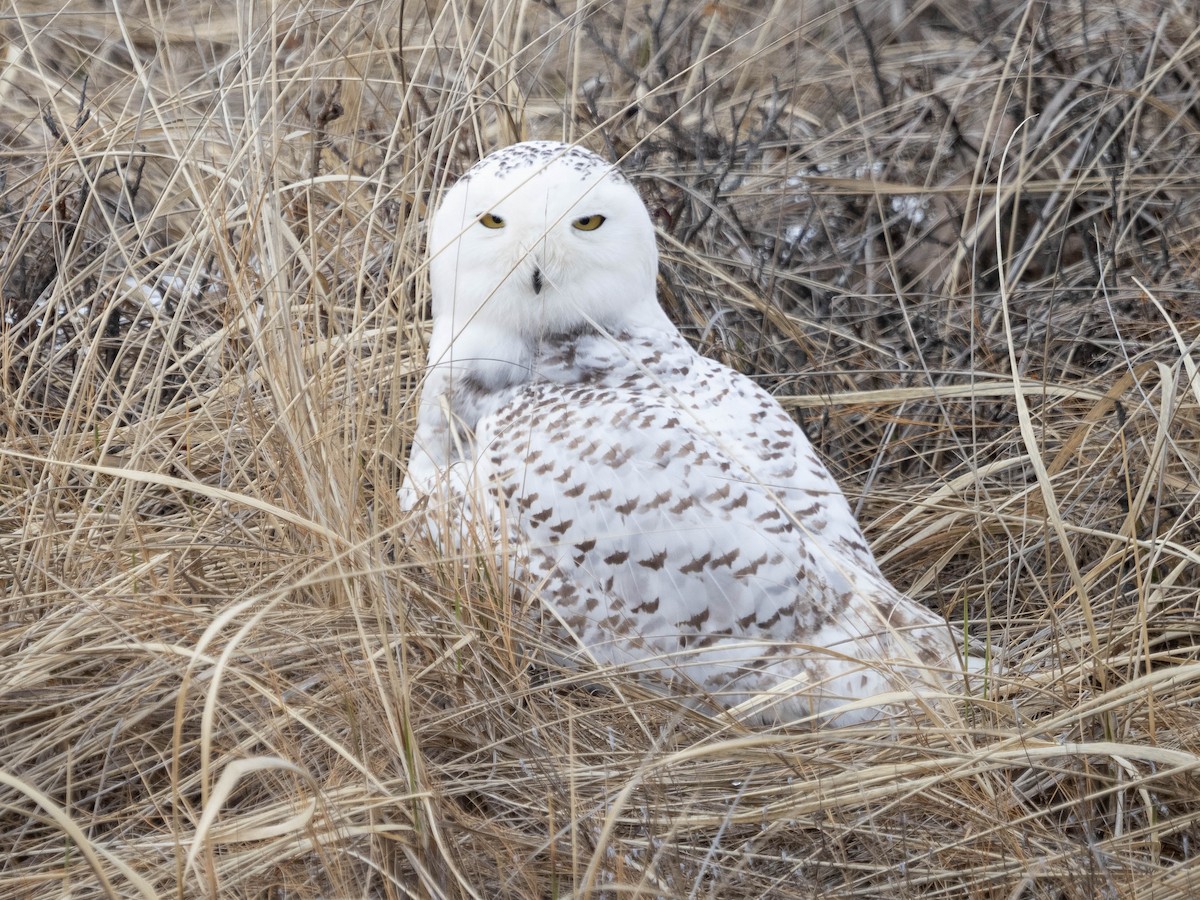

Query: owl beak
[532,265,544,295]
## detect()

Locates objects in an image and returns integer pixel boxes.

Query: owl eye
[572,214,606,231]
[478,212,506,229]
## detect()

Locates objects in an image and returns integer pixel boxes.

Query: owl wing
[472,356,958,720]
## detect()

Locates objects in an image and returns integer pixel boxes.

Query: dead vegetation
[2,0,1199,896]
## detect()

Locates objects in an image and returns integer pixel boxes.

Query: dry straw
[2,0,1199,896]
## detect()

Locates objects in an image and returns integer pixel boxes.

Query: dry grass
[2,0,1200,896]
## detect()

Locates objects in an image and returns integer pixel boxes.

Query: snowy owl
[401,141,980,725]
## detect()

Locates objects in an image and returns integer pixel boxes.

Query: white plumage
[401,141,980,725]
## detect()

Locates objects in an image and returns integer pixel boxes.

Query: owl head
[426,141,669,385]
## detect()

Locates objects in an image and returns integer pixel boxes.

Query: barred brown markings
[564,483,586,498]
[646,490,672,509]
[516,492,540,511]
[727,492,749,509]
[663,417,680,428]
[652,441,672,461]
[737,610,756,629]
[705,484,731,502]
[613,617,635,636]
[502,483,518,499]
[680,552,711,574]
[712,548,740,567]
[734,553,768,577]
[639,550,668,570]
[615,496,639,515]
[604,550,629,565]
[682,607,710,629]
[587,488,612,502]
[531,508,554,524]
[602,445,633,466]
[585,597,599,612]
[633,597,660,614]
[875,596,897,619]
[553,466,573,483]
[574,538,596,553]
[669,496,695,514]
[535,461,555,476]
[549,519,574,535]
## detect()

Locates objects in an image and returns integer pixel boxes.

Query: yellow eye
[572,214,606,231]
[478,212,505,229]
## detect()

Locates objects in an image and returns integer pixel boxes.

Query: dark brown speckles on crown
[462,140,629,185]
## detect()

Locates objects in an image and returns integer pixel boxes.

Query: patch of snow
[891,194,928,225]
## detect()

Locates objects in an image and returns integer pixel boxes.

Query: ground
[1,1,1199,897]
